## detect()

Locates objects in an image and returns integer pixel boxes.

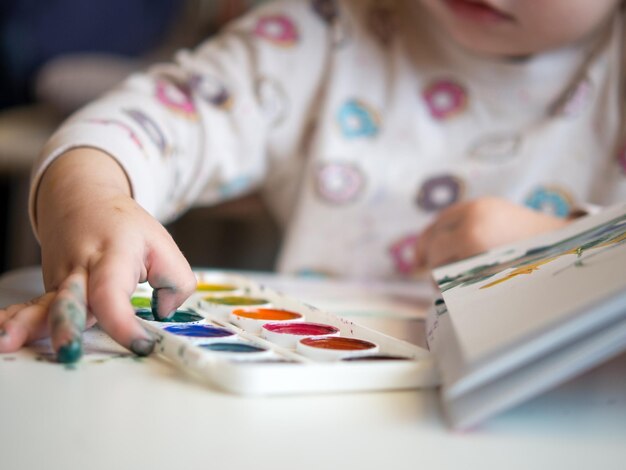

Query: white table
[1,267,625,470]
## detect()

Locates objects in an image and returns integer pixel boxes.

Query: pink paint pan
[261,322,340,349]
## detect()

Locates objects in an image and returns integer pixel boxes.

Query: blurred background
[0,0,281,275]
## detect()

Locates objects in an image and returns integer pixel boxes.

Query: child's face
[419,0,620,56]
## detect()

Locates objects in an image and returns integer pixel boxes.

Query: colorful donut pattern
[416,174,464,212]
[124,109,168,154]
[316,162,365,204]
[524,186,573,218]
[154,79,198,119]
[337,99,380,139]
[389,233,419,276]
[311,0,338,24]
[422,79,468,120]
[190,74,232,110]
[254,14,299,47]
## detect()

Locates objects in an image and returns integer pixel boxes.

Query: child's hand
[0,149,197,360]
[414,197,571,269]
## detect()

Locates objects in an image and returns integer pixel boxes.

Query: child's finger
[86,252,156,356]
[414,205,467,269]
[0,293,55,352]
[145,243,197,320]
[427,239,462,267]
[48,268,89,363]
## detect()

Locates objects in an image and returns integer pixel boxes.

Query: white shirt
[31,0,626,279]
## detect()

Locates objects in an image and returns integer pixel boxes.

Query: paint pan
[163,324,235,343]
[195,272,250,292]
[341,354,411,362]
[199,295,271,321]
[198,342,272,360]
[135,308,204,323]
[261,322,340,349]
[196,282,242,296]
[230,308,303,333]
[131,296,151,309]
[296,337,379,361]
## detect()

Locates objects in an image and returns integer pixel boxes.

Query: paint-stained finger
[145,243,196,320]
[87,252,156,356]
[425,230,465,268]
[49,269,89,363]
[415,204,467,269]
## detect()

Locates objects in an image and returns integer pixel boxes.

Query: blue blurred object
[0,0,182,107]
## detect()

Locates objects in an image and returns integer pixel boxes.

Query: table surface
[1,267,625,470]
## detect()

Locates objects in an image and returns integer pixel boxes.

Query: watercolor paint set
[131,271,438,395]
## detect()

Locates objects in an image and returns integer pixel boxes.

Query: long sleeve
[29,0,334,229]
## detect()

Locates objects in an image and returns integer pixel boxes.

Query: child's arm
[0,148,197,357]
[414,197,572,269]
[0,2,334,357]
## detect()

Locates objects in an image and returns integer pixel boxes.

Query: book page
[431,203,626,387]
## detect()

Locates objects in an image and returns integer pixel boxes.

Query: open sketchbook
[428,202,626,429]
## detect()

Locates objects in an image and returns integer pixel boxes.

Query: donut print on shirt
[416,174,464,212]
[190,74,233,110]
[337,99,380,139]
[422,79,468,120]
[124,108,168,154]
[524,186,573,218]
[254,14,299,47]
[315,161,365,204]
[154,79,198,119]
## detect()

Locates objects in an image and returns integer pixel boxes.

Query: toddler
[0,0,624,359]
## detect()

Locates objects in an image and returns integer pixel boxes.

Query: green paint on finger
[57,339,83,364]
